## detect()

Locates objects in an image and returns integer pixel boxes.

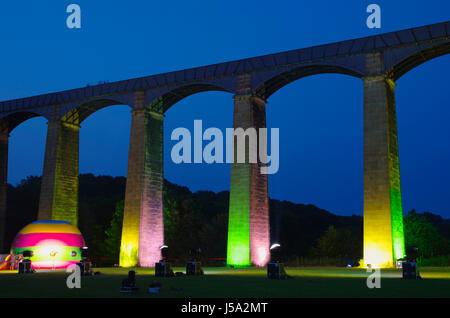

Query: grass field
[1,266,450,298]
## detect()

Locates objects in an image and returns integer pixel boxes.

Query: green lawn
[1,266,450,298]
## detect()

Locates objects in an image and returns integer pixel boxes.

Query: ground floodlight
[269,243,282,263]
[160,245,169,260]
[270,243,281,250]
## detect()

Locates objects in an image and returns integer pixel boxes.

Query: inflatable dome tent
[10,220,86,270]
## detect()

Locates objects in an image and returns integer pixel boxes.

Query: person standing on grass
[9,251,16,271]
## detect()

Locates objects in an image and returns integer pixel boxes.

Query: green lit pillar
[363,52,405,267]
[228,148,251,266]
[0,122,8,253]
[227,74,270,267]
[38,111,79,226]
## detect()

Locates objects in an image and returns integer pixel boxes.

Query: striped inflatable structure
[11,220,86,270]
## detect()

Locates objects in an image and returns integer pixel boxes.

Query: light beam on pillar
[386,78,406,262]
[227,163,251,266]
[138,110,164,267]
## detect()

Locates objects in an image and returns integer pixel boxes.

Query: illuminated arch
[155,83,232,113]
[388,42,450,81]
[61,98,130,124]
[0,111,47,134]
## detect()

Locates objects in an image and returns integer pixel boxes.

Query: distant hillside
[4,174,449,263]
[270,199,363,260]
[417,211,450,241]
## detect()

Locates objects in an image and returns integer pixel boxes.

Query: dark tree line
[4,174,450,265]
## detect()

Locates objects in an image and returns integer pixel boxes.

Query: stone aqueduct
[0,21,449,267]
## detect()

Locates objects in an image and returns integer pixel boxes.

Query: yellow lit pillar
[363,52,405,268]
[38,116,80,227]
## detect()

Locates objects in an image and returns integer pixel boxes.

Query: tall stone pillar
[120,91,164,267]
[38,118,79,226]
[227,74,270,267]
[0,124,8,253]
[363,52,405,268]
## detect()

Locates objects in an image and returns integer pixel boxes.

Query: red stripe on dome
[12,233,85,248]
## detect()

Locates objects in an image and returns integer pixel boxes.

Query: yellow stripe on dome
[20,223,82,235]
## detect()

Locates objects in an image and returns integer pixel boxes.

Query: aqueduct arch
[0,112,49,252]
[254,64,364,100]
[120,84,235,267]
[0,21,448,267]
[387,42,450,81]
[37,98,131,227]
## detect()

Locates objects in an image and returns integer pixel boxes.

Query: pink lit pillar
[120,91,164,267]
[138,108,164,267]
[248,95,270,267]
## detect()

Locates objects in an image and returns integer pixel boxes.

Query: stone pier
[0,125,8,253]
[38,115,79,226]
[363,52,405,267]
[119,91,164,267]
[227,74,270,267]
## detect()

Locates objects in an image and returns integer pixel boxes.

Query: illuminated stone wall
[138,110,164,267]
[38,117,79,227]
[0,126,8,252]
[386,79,406,262]
[120,91,164,267]
[363,52,405,268]
[249,96,270,267]
[227,74,270,267]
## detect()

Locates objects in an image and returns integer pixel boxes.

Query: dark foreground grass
[1,267,450,298]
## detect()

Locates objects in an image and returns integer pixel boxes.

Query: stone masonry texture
[227,73,270,267]
[363,52,405,267]
[38,117,79,227]
[120,91,164,267]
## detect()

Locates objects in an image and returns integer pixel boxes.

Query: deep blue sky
[1,1,449,218]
